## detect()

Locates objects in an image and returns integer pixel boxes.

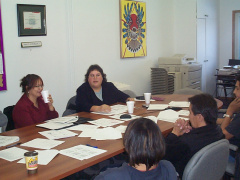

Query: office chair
[224,144,240,180]
[182,139,229,180]
[62,95,77,116]
[3,105,15,131]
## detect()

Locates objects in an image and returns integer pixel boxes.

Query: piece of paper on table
[0,135,20,147]
[145,116,158,123]
[36,122,74,130]
[39,129,78,140]
[79,127,122,140]
[178,110,190,116]
[46,116,78,123]
[0,147,28,161]
[115,125,127,133]
[157,109,179,123]
[67,124,99,131]
[91,104,128,115]
[168,101,190,107]
[134,98,155,102]
[89,118,123,127]
[17,149,59,165]
[147,104,168,110]
[60,144,106,161]
[109,114,141,121]
[21,138,64,149]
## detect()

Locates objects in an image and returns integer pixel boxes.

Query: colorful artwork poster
[120,0,146,58]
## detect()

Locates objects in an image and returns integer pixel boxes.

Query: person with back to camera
[13,74,58,128]
[94,118,178,180]
[163,93,224,178]
[76,64,134,113]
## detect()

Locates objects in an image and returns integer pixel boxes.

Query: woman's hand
[47,94,55,111]
[126,97,135,101]
[99,104,111,113]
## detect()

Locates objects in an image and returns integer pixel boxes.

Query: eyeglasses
[34,85,44,88]
[89,74,101,78]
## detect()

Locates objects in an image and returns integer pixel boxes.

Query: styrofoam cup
[126,101,135,114]
[41,90,49,103]
[144,93,151,106]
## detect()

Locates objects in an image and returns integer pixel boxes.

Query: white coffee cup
[144,93,151,106]
[126,101,135,114]
[41,90,49,103]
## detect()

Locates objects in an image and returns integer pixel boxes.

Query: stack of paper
[21,138,64,149]
[79,127,122,140]
[60,144,106,161]
[157,109,179,123]
[147,104,168,110]
[0,135,20,147]
[89,118,123,127]
[39,129,78,140]
[168,101,190,107]
[91,104,128,115]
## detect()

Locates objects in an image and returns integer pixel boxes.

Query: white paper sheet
[36,122,74,130]
[67,124,99,131]
[46,116,78,123]
[0,147,28,161]
[115,125,127,133]
[39,129,78,140]
[60,144,106,161]
[21,138,64,149]
[17,149,59,165]
[144,116,158,123]
[168,101,190,107]
[0,135,20,147]
[147,104,168,110]
[91,104,128,115]
[178,110,190,116]
[157,109,179,123]
[91,127,122,140]
[89,118,123,127]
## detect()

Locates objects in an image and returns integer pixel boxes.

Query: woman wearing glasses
[76,64,134,113]
[13,74,58,128]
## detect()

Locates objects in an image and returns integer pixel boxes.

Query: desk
[0,94,222,180]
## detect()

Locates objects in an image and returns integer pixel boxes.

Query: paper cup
[127,101,135,114]
[41,90,49,103]
[144,93,151,106]
[24,151,38,174]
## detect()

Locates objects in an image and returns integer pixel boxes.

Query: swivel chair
[182,139,229,180]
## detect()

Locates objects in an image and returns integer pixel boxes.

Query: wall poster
[120,0,146,58]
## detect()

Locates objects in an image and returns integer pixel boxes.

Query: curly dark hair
[84,64,107,83]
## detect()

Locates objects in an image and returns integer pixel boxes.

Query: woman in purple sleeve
[13,74,58,128]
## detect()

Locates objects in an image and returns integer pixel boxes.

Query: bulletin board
[0,2,7,91]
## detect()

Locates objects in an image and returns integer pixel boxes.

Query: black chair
[3,105,15,131]
[62,96,77,116]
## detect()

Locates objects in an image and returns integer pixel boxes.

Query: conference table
[0,94,223,180]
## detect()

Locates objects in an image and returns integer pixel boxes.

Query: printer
[158,54,196,65]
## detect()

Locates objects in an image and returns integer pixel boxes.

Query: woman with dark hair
[76,64,134,112]
[13,74,58,128]
[95,118,177,179]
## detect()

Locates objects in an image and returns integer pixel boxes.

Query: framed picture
[120,0,147,58]
[17,4,47,36]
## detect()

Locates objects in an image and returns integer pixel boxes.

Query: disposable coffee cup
[41,90,49,103]
[144,93,151,106]
[127,101,135,114]
[24,151,38,174]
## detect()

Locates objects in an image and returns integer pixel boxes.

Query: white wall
[0,0,179,115]
[219,0,240,68]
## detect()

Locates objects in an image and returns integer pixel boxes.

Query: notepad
[0,135,20,147]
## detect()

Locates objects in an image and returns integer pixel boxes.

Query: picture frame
[17,4,47,36]
[120,0,147,58]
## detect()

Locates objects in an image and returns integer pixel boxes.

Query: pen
[6,142,21,149]
[86,144,98,148]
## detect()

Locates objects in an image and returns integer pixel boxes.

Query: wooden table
[0,94,222,180]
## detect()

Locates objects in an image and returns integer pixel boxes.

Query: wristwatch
[223,114,231,118]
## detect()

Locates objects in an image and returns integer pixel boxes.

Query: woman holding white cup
[13,74,58,128]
